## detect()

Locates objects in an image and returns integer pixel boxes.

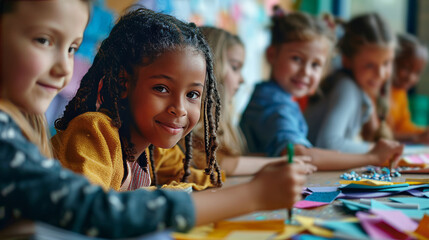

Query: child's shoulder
[68,111,113,127]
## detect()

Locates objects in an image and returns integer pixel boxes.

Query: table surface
[223,169,428,222]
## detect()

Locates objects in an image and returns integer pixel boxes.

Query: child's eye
[35,37,51,46]
[312,62,321,68]
[153,86,168,93]
[187,91,200,100]
[291,56,301,62]
[69,45,79,54]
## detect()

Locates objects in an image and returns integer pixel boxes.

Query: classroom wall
[416,0,429,96]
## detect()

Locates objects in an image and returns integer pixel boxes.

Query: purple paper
[356,212,410,240]
[307,187,339,192]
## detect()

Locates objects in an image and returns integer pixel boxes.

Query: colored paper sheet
[378,184,429,192]
[406,178,429,183]
[318,219,368,239]
[407,189,426,197]
[340,199,370,212]
[214,220,284,232]
[390,197,429,209]
[224,230,277,240]
[274,225,306,240]
[292,216,333,238]
[340,179,394,186]
[338,191,393,199]
[340,183,409,190]
[370,200,395,210]
[414,214,429,239]
[400,209,429,220]
[307,187,339,192]
[356,212,409,240]
[291,234,333,240]
[294,200,329,209]
[304,190,341,203]
[371,209,418,232]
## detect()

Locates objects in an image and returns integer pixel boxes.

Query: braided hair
[55,7,222,187]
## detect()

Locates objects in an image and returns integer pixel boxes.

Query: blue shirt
[0,110,195,238]
[240,81,312,157]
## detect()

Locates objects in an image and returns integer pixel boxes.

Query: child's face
[344,45,395,98]
[0,0,88,114]
[128,48,206,149]
[267,38,330,97]
[223,44,245,101]
[394,55,427,90]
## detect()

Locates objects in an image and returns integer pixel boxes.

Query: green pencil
[287,143,294,224]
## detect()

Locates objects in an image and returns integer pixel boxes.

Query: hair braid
[181,133,192,182]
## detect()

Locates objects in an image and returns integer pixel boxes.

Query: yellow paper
[405,178,429,184]
[225,230,278,240]
[339,179,397,186]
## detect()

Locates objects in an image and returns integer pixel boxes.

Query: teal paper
[370,200,395,210]
[340,183,409,190]
[318,220,369,239]
[340,199,370,211]
[390,197,429,209]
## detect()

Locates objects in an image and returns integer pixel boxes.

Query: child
[304,12,401,153]
[192,26,316,176]
[240,8,404,170]
[51,10,219,191]
[387,33,429,143]
[0,2,308,237]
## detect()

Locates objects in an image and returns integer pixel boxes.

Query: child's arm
[293,141,403,171]
[219,153,316,176]
[192,161,308,225]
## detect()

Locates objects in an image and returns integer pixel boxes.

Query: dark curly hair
[55,7,222,187]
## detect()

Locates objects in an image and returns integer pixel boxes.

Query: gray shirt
[305,70,373,153]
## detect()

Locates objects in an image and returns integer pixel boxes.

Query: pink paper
[356,212,410,240]
[294,200,329,209]
[371,209,418,232]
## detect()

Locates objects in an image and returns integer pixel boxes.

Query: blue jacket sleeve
[0,112,195,238]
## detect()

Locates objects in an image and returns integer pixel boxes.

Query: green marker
[286,143,294,224]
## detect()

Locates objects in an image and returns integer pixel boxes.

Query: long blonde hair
[0,100,53,158]
[193,26,246,165]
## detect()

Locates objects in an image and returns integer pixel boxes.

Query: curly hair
[55,7,222,187]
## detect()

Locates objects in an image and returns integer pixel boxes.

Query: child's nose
[51,53,72,78]
[168,99,187,117]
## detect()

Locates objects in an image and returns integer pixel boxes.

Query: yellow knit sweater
[51,112,217,191]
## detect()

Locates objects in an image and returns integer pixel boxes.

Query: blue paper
[340,183,409,190]
[339,199,370,211]
[318,220,369,239]
[304,190,341,203]
[390,197,429,209]
[370,200,395,210]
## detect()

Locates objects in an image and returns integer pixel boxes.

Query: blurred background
[46,0,429,133]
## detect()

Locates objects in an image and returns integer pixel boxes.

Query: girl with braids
[191,26,316,176]
[1,2,308,237]
[240,8,404,170]
[52,8,223,191]
[387,33,429,144]
[305,13,403,154]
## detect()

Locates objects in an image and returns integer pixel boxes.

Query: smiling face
[128,48,206,150]
[0,0,89,114]
[223,43,245,101]
[394,49,428,90]
[343,44,395,98]
[267,37,330,97]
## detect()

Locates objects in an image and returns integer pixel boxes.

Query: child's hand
[293,155,317,174]
[251,162,308,211]
[369,139,404,167]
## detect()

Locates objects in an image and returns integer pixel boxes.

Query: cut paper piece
[407,189,427,197]
[371,209,418,232]
[294,200,329,209]
[370,199,395,210]
[214,220,284,232]
[291,234,333,240]
[406,178,429,183]
[339,199,370,211]
[340,183,409,190]
[317,219,368,240]
[340,179,394,186]
[304,190,341,203]
[339,190,394,199]
[378,184,429,192]
[360,199,419,209]
[390,197,429,209]
[224,230,277,240]
[400,209,429,220]
[414,214,429,239]
[293,216,333,238]
[274,225,306,240]
[356,212,410,240]
[307,187,339,192]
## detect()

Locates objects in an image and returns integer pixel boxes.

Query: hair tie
[273,5,287,18]
[322,13,336,30]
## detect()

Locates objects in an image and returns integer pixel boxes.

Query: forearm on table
[192,181,258,225]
